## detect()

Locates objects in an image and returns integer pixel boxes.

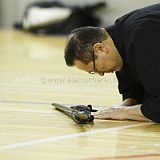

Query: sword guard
[70,104,97,124]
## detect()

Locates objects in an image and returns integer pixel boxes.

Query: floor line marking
[82,153,160,160]
[0,100,85,107]
[0,122,154,152]
[0,100,51,105]
[0,100,103,108]
[0,108,53,114]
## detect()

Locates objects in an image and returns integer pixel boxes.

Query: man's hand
[93,105,152,122]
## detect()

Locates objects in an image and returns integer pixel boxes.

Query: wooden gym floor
[0,30,160,160]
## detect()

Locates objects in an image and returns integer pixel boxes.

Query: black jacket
[106,3,160,122]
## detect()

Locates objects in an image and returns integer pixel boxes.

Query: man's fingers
[94,115,105,119]
[93,107,111,116]
[93,107,110,114]
[93,111,106,116]
[93,111,109,118]
[94,114,110,119]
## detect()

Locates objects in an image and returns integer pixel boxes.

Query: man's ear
[93,42,108,56]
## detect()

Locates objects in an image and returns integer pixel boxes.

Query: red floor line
[85,154,160,160]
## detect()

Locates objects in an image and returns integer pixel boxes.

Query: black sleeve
[116,67,144,103]
[132,19,160,122]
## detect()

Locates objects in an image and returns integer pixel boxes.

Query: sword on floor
[52,103,98,124]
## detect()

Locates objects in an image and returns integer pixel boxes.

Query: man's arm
[116,65,144,105]
[125,105,151,121]
[93,104,152,122]
[131,21,160,122]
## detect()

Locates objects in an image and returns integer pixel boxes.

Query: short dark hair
[64,26,109,66]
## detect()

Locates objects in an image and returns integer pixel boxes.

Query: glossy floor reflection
[0,30,159,160]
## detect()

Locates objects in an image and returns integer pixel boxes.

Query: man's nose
[98,72,104,76]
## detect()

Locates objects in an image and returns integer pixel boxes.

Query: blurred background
[0,0,160,30]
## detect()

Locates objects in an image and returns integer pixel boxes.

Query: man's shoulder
[115,3,160,31]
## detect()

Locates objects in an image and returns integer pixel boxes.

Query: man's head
[64,26,122,76]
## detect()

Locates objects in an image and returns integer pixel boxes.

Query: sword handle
[52,103,72,115]
[52,103,95,124]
